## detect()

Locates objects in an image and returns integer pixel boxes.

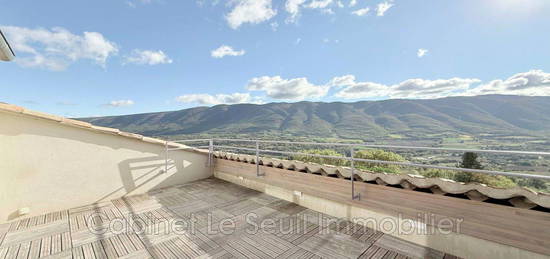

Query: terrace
[0,178,459,259]
[1,103,550,259]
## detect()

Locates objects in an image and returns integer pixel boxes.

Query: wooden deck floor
[0,178,460,259]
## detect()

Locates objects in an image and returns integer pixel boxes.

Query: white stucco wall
[0,110,211,223]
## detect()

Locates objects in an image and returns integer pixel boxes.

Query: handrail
[165,138,550,200]
[213,138,550,156]
[213,145,550,180]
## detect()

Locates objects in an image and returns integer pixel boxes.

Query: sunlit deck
[0,178,458,259]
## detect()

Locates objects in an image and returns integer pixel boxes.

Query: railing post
[256,140,264,177]
[164,141,168,174]
[208,139,213,167]
[351,147,360,200]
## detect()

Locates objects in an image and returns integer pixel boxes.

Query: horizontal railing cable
[213,144,550,180]
[213,138,550,156]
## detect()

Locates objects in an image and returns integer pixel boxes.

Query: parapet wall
[0,106,211,223]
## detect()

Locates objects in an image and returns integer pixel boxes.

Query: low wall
[213,158,550,259]
[0,110,211,223]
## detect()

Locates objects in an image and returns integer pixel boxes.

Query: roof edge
[0,102,206,154]
[0,29,15,61]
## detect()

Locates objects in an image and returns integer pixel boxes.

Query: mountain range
[80,95,550,140]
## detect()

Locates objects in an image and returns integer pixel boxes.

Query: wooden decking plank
[27,239,42,259]
[118,233,137,253]
[51,232,62,254]
[375,235,445,259]
[4,245,20,259]
[231,238,268,259]
[16,242,30,259]
[276,246,305,258]
[127,233,145,251]
[195,247,233,259]
[82,243,96,259]
[259,231,294,251]
[185,231,218,252]
[109,235,129,257]
[147,246,166,259]
[371,247,390,259]
[165,239,192,258]
[91,241,108,259]
[72,246,85,259]
[8,222,18,232]
[0,246,9,259]
[100,238,118,258]
[76,214,86,231]
[45,212,52,225]
[40,235,51,257]
[28,216,38,228]
[61,231,71,251]
[220,242,248,258]
[19,219,30,231]
[299,236,343,258]
[175,236,203,257]
[240,235,279,257]
[359,245,380,259]
[155,242,177,259]
[382,250,398,259]
[291,225,320,245]
[227,240,259,258]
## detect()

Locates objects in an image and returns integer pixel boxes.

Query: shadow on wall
[95,154,197,204]
[2,114,210,220]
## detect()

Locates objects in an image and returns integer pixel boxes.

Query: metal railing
[165,138,550,201]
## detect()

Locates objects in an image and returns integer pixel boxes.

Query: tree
[454,152,482,183]
[459,152,483,169]
[455,152,515,188]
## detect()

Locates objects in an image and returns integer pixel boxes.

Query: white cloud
[321,8,335,15]
[126,0,152,8]
[106,100,134,107]
[270,22,279,31]
[417,48,428,58]
[349,0,357,7]
[1,26,118,71]
[176,93,255,105]
[331,75,389,98]
[306,0,333,9]
[467,70,550,96]
[332,75,481,99]
[335,82,389,98]
[351,7,370,16]
[124,49,172,65]
[247,76,330,100]
[285,0,307,23]
[376,1,394,16]
[211,45,246,58]
[226,0,277,29]
[390,78,481,99]
[337,1,344,8]
[328,75,356,87]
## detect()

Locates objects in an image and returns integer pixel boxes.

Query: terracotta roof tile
[214,151,550,210]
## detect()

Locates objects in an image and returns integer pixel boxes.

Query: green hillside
[80,95,550,141]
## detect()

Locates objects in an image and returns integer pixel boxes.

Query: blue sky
[1,0,550,117]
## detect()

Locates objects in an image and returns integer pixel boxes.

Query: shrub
[419,168,456,179]
[354,149,406,174]
[292,149,348,166]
